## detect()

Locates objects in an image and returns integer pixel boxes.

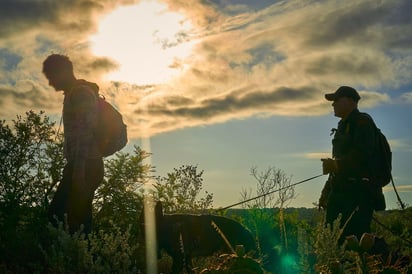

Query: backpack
[352,113,392,187]
[375,127,392,187]
[349,112,407,210]
[95,96,128,157]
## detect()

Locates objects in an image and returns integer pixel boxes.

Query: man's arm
[70,85,98,182]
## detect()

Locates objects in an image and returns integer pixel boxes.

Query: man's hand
[321,158,338,175]
[318,195,327,210]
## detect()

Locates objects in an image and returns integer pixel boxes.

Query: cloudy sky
[1,0,411,209]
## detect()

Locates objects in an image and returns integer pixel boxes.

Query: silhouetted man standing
[43,54,103,234]
[319,86,382,241]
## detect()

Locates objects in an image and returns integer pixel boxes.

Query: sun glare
[90,1,195,85]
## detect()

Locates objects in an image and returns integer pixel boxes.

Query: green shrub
[40,221,142,273]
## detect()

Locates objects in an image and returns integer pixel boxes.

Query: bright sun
[90,1,195,85]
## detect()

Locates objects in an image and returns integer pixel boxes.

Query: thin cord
[216,174,324,211]
[390,175,406,210]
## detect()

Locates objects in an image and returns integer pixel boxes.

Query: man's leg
[48,163,73,228]
[83,158,104,234]
[67,158,104,235]
[326,192,359,243]
[350,203,374,240]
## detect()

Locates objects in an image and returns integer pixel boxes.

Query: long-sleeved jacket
[63,79,101,163]
[319,108,385,210]
[332,108,378,180]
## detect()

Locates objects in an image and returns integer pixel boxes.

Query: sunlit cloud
[358,90,391,108]
[303,152,331,160]
[388,138,412,152]
[383,184,412,193]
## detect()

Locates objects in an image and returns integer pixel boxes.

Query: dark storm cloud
[304,54,382,76]
[0,0,55,37]
[141,86,315,119]
[0,0,139,38]
[0,83,60,112]
[0,0,97,37]
[80,56,119,76]
[301,0,412,49]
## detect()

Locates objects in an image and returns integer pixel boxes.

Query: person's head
[325,86,360,119]
[42,54,76,92]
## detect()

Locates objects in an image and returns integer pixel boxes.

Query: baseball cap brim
[325,93,337,101]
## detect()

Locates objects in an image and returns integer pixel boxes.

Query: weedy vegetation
[1,111,411,273]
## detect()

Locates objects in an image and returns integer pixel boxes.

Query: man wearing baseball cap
[318,86,385,243]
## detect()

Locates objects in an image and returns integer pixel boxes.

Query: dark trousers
[326,187,373,242]
[48,158,104,234]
